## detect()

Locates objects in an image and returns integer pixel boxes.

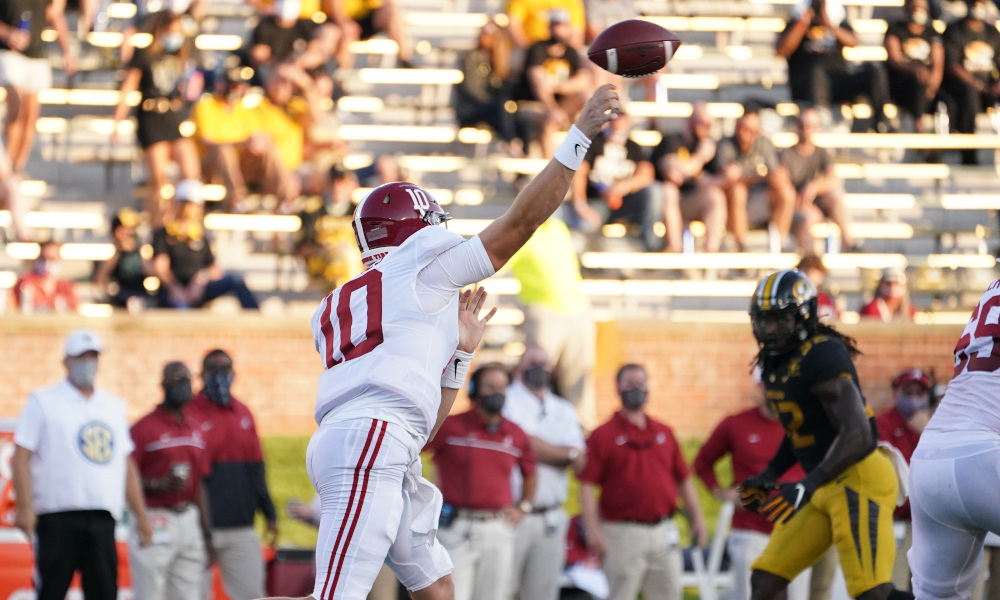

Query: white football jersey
[927,278,1000,434]
[311,226,494,443]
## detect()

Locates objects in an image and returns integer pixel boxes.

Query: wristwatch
[518,500,534,513]
[566,447,581,462]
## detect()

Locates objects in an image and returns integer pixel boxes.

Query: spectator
[578,364,708,600]
[779,108,855,252]
[424,363,537,600]
[453,21,526,158]
[0,137,26,241]
[249,0,340,99]
[507,218,597,429]
[712,106,796,252]
[129,361,217,600]
[95,208,155,312]
[502,347,586,600]
[515,8,592,158]
[652,103,727,253]
[0,0,76,176]
[114,11,203,225]
[506,0,585,49]
[693,370,813,600]
[571,111,660,252]
[859,266,916,322]
[876,368,934,592]
[120,0,206,65]
[884,0,946,133]
[151,180,261,310]
[8,240,79,314]
[192,62,296,213]
[12,329,153,600]
[775,0,894,133]
[188,349,278,600]
[796,254,839,322]
[941,0,1000,165]
[327,0,413,68]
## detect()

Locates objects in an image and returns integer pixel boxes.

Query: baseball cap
[881,266,907,285]
[892,368,931,390]
[174,179,204,205]
[548,8,571,24]
[64,329,103,357]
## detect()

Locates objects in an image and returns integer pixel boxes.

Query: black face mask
[621,388,647,410]
[164,381,192,407]
[478,393,506,415]
[205,370,233,406]
[523,366,550,391]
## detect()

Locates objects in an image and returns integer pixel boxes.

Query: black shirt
[583,132,649,198]
[0,0,49,58]
[152,226,214,286]
[250,16,316,63]
[783,17,852,77]
[516,39,581,101]
[128,47,187,100]
[651,131,699,188]
[761,334,878,473]
[885,20,941,70]
[943,17,1000,84]
[112,246,147,294]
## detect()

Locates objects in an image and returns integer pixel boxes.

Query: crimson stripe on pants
[319,419,379,600]
[327,420,389,599]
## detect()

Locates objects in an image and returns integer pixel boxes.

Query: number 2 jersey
[761,334,878,473]
[927,279,1000,435]
[310,226,494,444]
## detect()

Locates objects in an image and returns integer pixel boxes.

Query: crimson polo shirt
[876,406,920,520]
[578,412,689,523]
[131,405,209,509]
[693,407,806,534]
[424,410,536,510]
[187,391,276,528]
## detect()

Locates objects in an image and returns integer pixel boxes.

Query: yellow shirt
[250,97,305,170]
[341,0,383,19]
[508,218,589,314]
[505,0,586,45]
[191,94,256,145]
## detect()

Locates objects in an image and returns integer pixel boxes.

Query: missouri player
[739,269,913,600]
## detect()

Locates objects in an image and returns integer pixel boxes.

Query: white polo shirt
[14,379,134,517]
[503,380,584,509]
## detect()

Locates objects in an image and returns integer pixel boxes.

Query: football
[587,19,681,79]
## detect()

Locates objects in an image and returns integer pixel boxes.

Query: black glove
[762,480,815,524]
[738,475,776,513]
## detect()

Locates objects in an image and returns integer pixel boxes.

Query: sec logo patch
[78,422,114,464]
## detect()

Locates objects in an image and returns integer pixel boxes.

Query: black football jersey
[760,334,878,473]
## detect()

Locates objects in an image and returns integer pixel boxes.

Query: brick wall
[0,315,964,438]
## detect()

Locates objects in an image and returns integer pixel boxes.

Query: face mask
[912,8,929,25]
[478,393,506,415]
[164,380,192,407]
[621,388,647,410]
[162,32,184,53]
[68,358,99,389]
[204,370,233,406]
[895,394,930,419]
[523,366,550,391]
[972,3,990,20]
[34,259,61,277]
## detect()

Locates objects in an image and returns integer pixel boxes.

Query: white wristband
[441,350,475,389]
[553,125,592,171]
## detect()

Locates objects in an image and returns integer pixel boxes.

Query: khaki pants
[602,520,683,600]
[727,528,812,600]
[204,526,265,600]
[513,510,568,600]
[437,513,516,600]
[130,506,207,600]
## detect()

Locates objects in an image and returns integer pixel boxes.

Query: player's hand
[576,84,622,139]
[738,475,776,513]
[456,287,497,353]
[762,481,814,524]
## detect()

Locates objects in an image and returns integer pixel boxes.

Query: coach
[12,328,153,600]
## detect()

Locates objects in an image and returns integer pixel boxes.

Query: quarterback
[264,84,622,600]
[740,269,914,600]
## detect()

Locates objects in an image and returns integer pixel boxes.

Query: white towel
[877,441,910,507]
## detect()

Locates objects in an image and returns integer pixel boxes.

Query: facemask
[478,393,506,415]
[621,388,647,410]
[895,394,930,419]
[204,371,233,406]
[523,366,550,391]
[972,3,990,20]
[34,259,61,277]
[68,358,99,389]
[164,381,192,407]
[912,8,929,25]
[162,32,184,54]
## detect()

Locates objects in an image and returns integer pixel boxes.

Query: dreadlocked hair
[751,322,861,372]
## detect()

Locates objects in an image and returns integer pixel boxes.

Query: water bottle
[935,102,949,136]
[682,227,695,254]
[767,222,782,254]
[19,11,32,32]
[825,233,840,255]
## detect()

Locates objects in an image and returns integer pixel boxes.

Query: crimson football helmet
[351,182,451,267]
